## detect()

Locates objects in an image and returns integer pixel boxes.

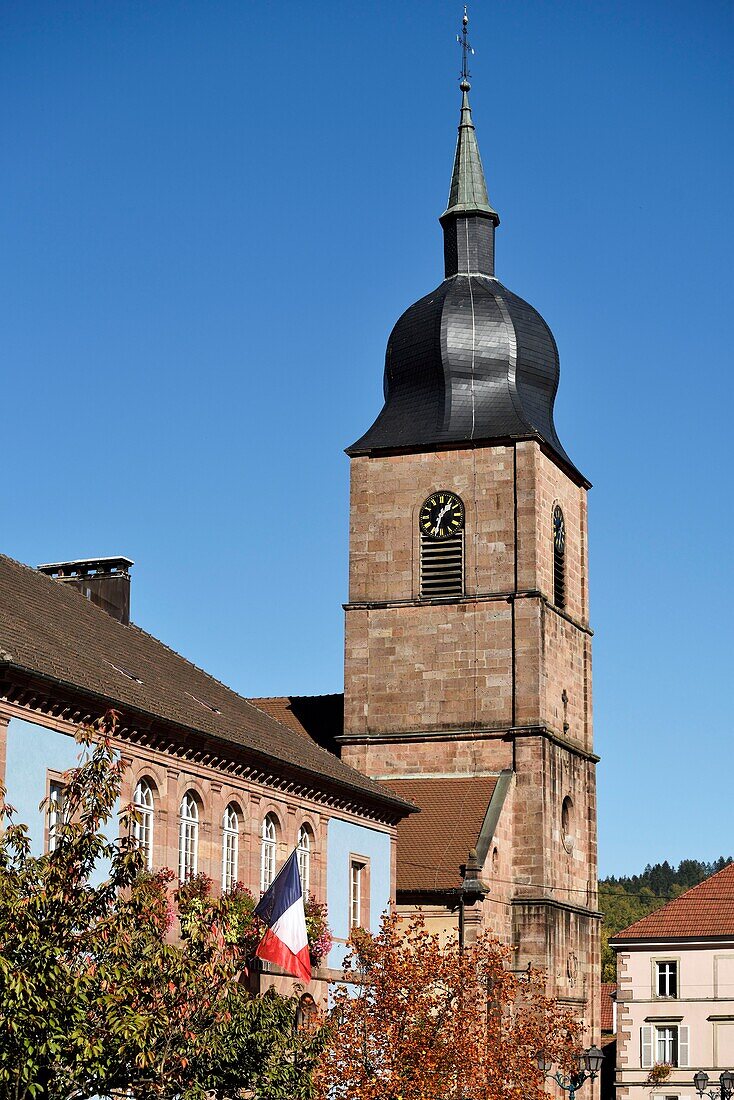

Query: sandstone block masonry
[341,439,600,1036]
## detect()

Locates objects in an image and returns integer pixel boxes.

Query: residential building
[610,863,734,1100]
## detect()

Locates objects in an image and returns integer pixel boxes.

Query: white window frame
[654,958,680,998]
[48,779,66,853]
[260,814,277,893]
[297,824,311,895]
[657,1026,678,1066]
[133,778,155,871]
[178,791,199,882]
[641,1024,689,1069]
[221,804,239,892]
[350,860,363,929]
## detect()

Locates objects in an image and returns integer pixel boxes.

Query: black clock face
[553,506,565,554]
[420,491,465,540]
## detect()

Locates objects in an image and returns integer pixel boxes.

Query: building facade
[0,554,413,1000]
[611,863,734,1100]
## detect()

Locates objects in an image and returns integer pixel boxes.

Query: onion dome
[347,43,585,486]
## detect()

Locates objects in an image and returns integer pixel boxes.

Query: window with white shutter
[678,1025,689,1068]
[641,1025,653,1068]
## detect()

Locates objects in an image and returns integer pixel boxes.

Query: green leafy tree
[0,712,325,1100]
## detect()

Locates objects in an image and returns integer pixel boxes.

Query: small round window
[561,796,575,853]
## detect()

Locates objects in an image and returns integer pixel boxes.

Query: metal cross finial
[457,5,475,87]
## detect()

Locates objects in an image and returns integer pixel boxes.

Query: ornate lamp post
[694,1070,734,1100]
[457,848,489,952]
[537,1046,605,1100]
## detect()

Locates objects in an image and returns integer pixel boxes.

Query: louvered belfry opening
[553,507,566,610]
[420,532,464,599]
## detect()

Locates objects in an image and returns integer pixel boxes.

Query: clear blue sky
[2,1,732,877]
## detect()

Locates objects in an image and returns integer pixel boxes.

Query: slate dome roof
[347,69,586,487]
[348,273,574,471]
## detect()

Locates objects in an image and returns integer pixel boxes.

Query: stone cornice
[511,895,603,920]
[0,668,405,827]
[338,723,599,764]
[344,589,593,637]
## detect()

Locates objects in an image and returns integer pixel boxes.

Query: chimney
[37,557,134,625]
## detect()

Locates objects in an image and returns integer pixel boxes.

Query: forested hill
[599,857,733,981]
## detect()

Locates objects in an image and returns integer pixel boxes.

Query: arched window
[133,778,155,870]
[297,824,312,895]
[178,791,199,882]
[561,795,575,853]
[419,491,465,599]
[260,813,278,893]
[552,505,566,609]
[221,803,239,892]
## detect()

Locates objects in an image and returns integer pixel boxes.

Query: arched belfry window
[553,505,566,610]
[221,803,239,892]
[178,791,199,882]
[133,778,155,870]
[419,491,465,599]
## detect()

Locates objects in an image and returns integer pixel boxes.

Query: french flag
[254,849,311,983]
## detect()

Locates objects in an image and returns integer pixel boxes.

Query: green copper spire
[441,9,499,224]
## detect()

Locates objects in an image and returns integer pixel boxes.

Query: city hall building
[0,31,600,1032]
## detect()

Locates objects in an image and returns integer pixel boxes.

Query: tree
[315,914,583,1100]
[0,713,325,1100]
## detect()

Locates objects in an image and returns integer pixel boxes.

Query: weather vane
[457,5,475,86]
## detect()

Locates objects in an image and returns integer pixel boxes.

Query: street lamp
[537,1047,605,1100]
[457,848,489,952]
[694,1071,734,1100]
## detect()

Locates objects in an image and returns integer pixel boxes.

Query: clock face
[553,506,565,554]
[420,491,465,540]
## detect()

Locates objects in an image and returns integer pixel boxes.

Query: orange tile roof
[386,776,498,893]
[600,982,616,1032]
[610,862,734,941]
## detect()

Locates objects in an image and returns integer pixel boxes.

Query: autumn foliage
[0,713,325,1100]
[315,913,583,1100]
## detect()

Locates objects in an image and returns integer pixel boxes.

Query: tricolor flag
[254,849,311,983]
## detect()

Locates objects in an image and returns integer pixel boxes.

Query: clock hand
[432,503,452,535]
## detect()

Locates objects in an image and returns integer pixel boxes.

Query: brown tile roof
[0,554,412,815]
[600,982,616,1032]
[610,862,734,942]
[385,776,498,893]
[250,695,343,754]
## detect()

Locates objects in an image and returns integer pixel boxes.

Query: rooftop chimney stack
[37,557,134,625]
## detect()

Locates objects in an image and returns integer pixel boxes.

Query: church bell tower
[340,11,599,1032]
